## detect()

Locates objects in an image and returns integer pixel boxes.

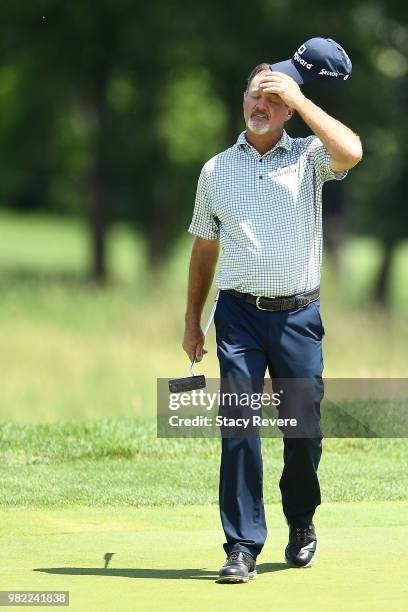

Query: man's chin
[246,122,271,136]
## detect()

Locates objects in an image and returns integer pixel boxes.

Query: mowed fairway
[1,502,407,612]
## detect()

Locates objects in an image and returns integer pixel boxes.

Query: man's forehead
[249,70,273,90]
[247,71,282,102]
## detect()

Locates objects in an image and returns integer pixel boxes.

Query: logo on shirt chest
[266,163,298,178]
[213,162,301,219]
[263,163,300,200]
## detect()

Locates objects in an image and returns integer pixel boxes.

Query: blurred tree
[342,4,408,304]
[0,0,406,303]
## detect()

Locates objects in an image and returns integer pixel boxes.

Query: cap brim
[270,59,312,84]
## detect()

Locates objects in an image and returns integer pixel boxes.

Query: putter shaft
[190,291,219,376]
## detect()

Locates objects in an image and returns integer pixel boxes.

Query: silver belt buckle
[256,296,273,310]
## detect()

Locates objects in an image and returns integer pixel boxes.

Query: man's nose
[255,96,269,109]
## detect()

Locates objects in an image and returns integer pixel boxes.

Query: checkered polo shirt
[188,130,347,297]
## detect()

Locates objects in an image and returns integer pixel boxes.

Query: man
[182,55,362,583]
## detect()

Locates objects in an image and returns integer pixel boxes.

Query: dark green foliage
[0,1,406,290]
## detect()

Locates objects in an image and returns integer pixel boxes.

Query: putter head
[168,375,206,393]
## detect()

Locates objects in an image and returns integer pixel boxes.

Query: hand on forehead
[250,72,283,100]
[252,69,292,86]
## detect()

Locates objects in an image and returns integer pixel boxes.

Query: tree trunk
[143,131,174,270]
[89,72,110,284]
[89,167,108,282]
[374,240,395,306]
[146,217,167,269]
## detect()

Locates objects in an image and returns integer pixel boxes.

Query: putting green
[0,502,407,611]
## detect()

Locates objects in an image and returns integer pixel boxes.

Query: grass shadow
[0,268,133,291]
[0,268,87,287]
[34,562,290,580]
[257,562,290,574]
[34,567,218,580]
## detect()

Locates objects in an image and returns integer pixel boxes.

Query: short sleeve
[307,136,348,184]
[188,165,219,240]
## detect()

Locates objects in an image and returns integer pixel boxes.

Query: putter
[168,291,220,393]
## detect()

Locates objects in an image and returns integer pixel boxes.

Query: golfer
[183,39,362,583]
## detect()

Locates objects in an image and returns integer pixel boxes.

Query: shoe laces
[229,551,243,561]
[294,526,309,545]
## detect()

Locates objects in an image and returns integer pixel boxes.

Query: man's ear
[285,107,295,122]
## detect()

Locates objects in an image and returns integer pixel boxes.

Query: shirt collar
[237,129,293,155]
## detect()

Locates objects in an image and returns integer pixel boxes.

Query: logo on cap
[293,45,313,70]
[270,37,352,85]
[318,69,338,77]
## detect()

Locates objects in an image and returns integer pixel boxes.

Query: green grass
[0,211,407,608]
[0,420,407,507]
[1,503,407,611]
[0,211,408,422]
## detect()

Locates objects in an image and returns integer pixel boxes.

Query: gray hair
[244,63,272,93]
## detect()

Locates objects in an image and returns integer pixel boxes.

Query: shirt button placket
[258,157,263,182]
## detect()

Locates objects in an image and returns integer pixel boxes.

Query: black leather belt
[224,287,320,311]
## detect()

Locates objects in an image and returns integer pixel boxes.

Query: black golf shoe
[285,524,317,568]
[217,551,257,583]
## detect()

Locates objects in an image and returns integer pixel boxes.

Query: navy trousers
[214,290,324,559]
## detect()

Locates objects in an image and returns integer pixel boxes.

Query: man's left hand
[259,72,305,110]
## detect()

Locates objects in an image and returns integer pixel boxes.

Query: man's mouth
[251,113,268,119]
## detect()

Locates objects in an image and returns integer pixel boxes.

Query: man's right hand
[182,325,208,363]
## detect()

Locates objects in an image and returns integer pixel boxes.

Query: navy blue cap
[270,37,352,84]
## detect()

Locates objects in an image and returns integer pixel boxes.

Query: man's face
[243,70,293,135]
